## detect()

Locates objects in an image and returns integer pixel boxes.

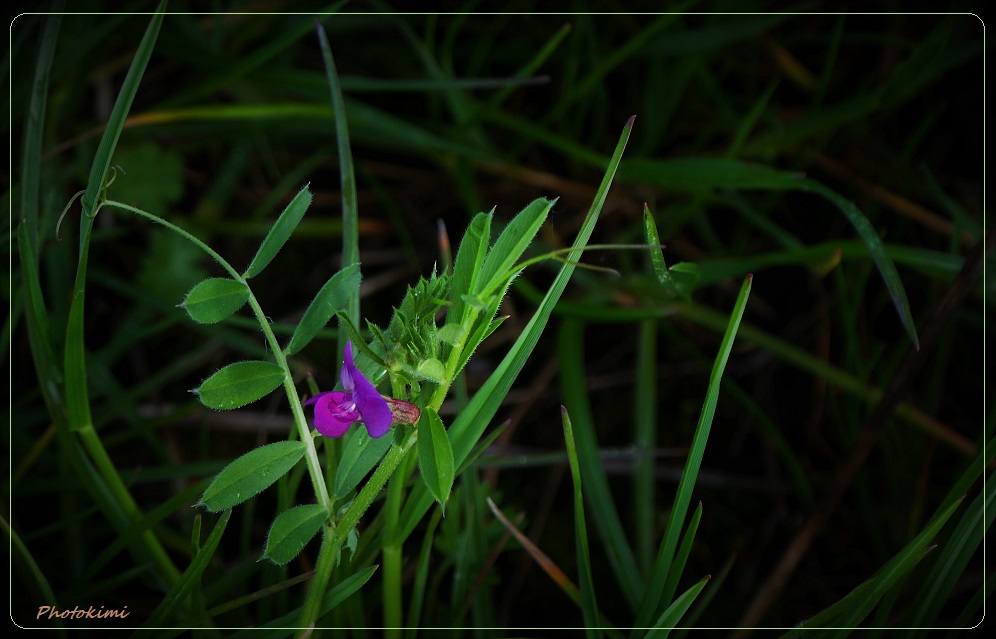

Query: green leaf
[437,323,465,345]
[243,186,312,279]
[417,408,455,510]
[263,504,329,565]
[333,428,394,499]
[195,361,285,410]
[660,501,703,613]
[669,262,700,299]
[285,263,361,355]
[478,198,552,297]
[643,203,672,287]
[449,211,492,324]
[182,278,250,324]
[199,441,306,512]
[416,358,446,384]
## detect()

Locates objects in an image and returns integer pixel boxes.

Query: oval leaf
[333,428,394,499]
[285,263,362,355]
[416,358,446,384]
[196,361,285,410]
[417,408,454,511]
[449,211,492,325]
[243,186,312,279]
[199,441,306,512]
[263,504,328,565]
[182,278,250,324]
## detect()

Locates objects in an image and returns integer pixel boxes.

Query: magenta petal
[307,391,359,438]
[350,375,393,439]
[339,342,357,392]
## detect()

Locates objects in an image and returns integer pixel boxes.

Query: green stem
[295,525,338,639]
[382,521,403,637]
[113,200,347,630]
[429,307,481,409]
[108,200,333,514]
[382,377,410,636]
[245,293,332,513]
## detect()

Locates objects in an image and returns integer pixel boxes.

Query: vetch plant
[18,8,982,636]
[99,169,614,631]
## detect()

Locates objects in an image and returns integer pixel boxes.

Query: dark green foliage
[10,5,986,634]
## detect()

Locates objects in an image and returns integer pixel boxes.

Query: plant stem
[429,307,481,409]
[382,479,404,637]
[295,525,338,639]
[245,292,333,514]
[110,201,334,516]
[382,376,411,636]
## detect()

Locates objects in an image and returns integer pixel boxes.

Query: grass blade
[796,178,920,349]
[315,19,361,347]
[145,510,232,627]
[906,470,994,631]
[20,6,62,256]
[636,274,752,626]
[660,502,703,613]
[783,497,964,635]
[562,407,601,638]
[58,2,180,588]
[641,575,710,639]
[559,319,643,610]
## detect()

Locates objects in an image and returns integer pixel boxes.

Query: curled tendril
[55,165,126,240]
[55,190,86,241]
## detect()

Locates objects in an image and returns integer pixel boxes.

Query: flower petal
[339,341,357,392]
[349,372,393,439]
[306,391,359,438]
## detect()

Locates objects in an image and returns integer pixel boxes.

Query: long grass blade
[636,274,752,626]
[558,319,643,610]
[20,7,62,256]
[316,19,361,349]
[562,407,602,638]
[641,575,710,639]
[59,1,180,588]
[145,509,232,627]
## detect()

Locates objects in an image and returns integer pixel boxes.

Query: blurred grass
[9,4,988,633]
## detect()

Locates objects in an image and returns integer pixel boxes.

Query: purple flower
[304,341,393,438]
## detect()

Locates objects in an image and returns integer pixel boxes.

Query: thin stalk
[107,200,332,513]
[295,525,338,639]
[382,376,410,636]
[382,472,405,637]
